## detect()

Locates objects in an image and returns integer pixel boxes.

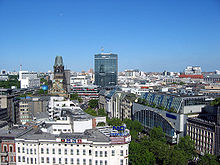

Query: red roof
[179,74,203,79]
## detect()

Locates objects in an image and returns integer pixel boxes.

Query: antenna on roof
[101,46,104,53]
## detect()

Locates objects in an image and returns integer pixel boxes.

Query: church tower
[49,56,67,97]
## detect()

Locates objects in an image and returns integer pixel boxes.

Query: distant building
[70,85,99,101]
[19,71,40,88]
[204,74,220,83]
[64,69,71,93]
[184,66,202,75]
[215,70,220,75]
[124,69,140,78]
[179,74,203,79]
[0,88,19,124]
[19,97,32,124]
[94,53,118,87]
[18,96,49,124]
[0,75,8,81]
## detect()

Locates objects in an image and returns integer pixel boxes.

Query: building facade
[19,71,40,89]
[15,129,129,165]
[70,85,99,101]
[186,118,215,155]
[94,53,118,87]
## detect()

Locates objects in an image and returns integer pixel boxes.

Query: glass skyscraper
[94,53,118,87]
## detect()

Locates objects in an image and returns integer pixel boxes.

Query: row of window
[2,145,14,152]
[187,126,214,137]
[18,156,126,165]
[2,156,14,162]
[53,128,71,132]
[18,147,126,157]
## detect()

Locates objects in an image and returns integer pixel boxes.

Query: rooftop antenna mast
[101,46,104,54]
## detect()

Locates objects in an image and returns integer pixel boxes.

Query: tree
[98,108,107,116]
[149,127,166,142]
[88,99,99,109]
[107,118,123,126]
[147,138,170,165]
[124,119,143,133]
[175,136,196,161]
[97,122,105,126]
[129,141,156,165]
[0,80,20,89]
[38,89,48,95]
[70,93,83,103]
[210,97,220,106]
[40,78,48,85]
[198,154,219,165]
[70,93,79,100]
[84,108,97,116]
[168,148,188,165]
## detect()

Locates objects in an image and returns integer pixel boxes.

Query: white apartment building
[70,75,91,86]
[15,129,129,165]
[15,103,130,165]
[19,71,40,88]
[184,66,202,75]
[47,96,79,120]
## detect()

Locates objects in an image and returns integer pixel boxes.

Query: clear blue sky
[0,0,220,72]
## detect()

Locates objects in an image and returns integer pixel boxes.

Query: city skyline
[0,0,220,72]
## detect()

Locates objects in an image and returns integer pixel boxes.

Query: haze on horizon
[0,0,220,72]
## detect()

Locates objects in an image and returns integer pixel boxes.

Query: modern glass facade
[133,109,176,143]
[143,92,208,113]
[94,53,118,87]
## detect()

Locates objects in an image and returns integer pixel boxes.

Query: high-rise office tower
[94,53,118,87]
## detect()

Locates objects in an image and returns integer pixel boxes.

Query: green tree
[0,80,20,89]
[38,89,48,95]
[175,136,196,161]
[210,97,220,106]
[88,99,99,109]
[84,108,97,116]
[198,154,219,165]
[98,108,107,116]
[70,93,83,103]
[129,141,156,165]
[146,127,170,164]
[149,127,166,142]
[40,78,48,85]
[107,118,123,126]
[97,122,105,126]
[70,93,79,100]
[168,148,188,165]
[124,119,143,133]
[148,139,170,165]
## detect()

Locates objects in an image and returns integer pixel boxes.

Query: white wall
[73,120,93,133]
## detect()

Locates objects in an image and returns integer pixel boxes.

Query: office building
[186,118,216,155]
[70,85,99,100]
[0,89,19,124]
[19,71,40,89]
[184,66,202,75]
[94,53,118,87]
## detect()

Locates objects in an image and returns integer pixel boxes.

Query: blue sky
[0,0,220,72]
